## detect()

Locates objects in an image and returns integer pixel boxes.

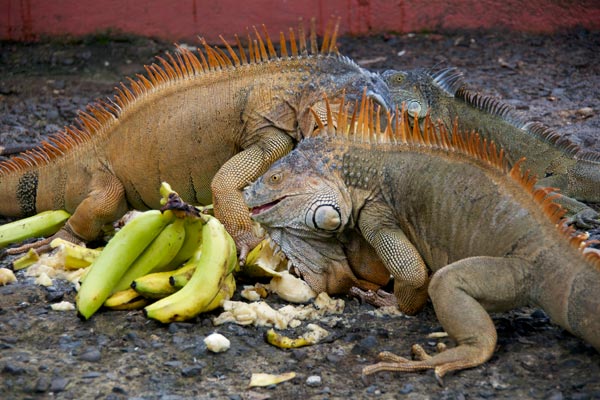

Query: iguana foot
[567,208,600,230]
[362,344,448,385]
[235,228,265,266]
[362,342,489,386]
[5,227,85,256]
[350,286,398,308]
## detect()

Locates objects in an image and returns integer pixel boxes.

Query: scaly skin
[0,21,391,261]
[244,100,600,380]
[383,68,600,217]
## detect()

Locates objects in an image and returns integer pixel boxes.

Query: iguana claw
[5,226,85,256]
[568,208,600,230]
[349,286,398,308]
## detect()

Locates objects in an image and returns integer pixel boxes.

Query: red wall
[2,0,600,42]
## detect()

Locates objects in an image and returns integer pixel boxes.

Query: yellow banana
[112,217,186,293]
[107,297,148,311]
[104,288,147,310]
[131,270,179,299]
[201,272,236,313]
[0,210,71,248]
[144,215,236,323]
[76,209,173,319]
[169,262,197,288]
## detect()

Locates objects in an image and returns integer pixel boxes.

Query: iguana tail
[533,223,600,351]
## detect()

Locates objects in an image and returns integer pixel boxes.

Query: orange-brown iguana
[383,68,600,222]
[0,21,391,262]
[243,98,600,381]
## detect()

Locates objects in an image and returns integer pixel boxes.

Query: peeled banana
[0,210,71,249]
[144,215,237,323]
[50,238,102,269]
[76,209,173,319]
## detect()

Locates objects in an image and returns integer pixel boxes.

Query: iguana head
[243,136,357,294]
[244,136,351,235]
[382,68,464,122]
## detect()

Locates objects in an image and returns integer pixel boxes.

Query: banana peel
[50,238,101,269]
[265,324,330,349]
[249,372,296,387]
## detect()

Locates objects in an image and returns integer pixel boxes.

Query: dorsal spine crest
[0,19,343,178]
[309,95,600,269]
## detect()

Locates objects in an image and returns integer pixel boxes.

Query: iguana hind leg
[6,171,127,254]
[363,256,529,383]
[212,128,294,263]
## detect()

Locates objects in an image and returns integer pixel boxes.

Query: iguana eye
[269,173,282,184]
[393,75,405,84]
[306,204,342,231]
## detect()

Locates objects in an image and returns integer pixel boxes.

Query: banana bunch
[143,214,238,323]
[76,208,174,319]
[77,182,238,321]
[0,210,71,249]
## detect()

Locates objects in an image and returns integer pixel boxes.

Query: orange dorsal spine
[308,94,600,270]
[0,19,342,178]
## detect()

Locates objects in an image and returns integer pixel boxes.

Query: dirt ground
[1,28,599,400]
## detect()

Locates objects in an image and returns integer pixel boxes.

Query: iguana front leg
[363,256,529,384]
[358,202,429,315]
[212,128,294,263]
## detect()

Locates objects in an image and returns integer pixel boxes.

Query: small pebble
[79,348,102,362]
[181,366,202,377]
[306,375,322,387]
[35,376,50,392]
[49,377,68,392]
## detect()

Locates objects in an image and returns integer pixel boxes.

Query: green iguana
[0,21,391,262]
[383,68,600,217]
[243,97,600,381]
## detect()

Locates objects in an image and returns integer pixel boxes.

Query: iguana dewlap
[0,21,391,260]
[244,98,600,380]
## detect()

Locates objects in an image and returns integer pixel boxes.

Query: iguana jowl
[0,21,391,260]
[383,68,600,211]
[244,98,600,380]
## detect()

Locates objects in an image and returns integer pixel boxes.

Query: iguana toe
[349,286,398,308]
[569,208,600,230]
[5,226,85,256]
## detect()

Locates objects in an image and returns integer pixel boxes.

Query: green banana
[131,269,179,299]
[144,215,236,323]
[112,217,186,293]
[164,218,203,269]
[76,209,173,319]
[0,210,71,248]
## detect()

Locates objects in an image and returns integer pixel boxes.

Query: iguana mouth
[250,196,286,216]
